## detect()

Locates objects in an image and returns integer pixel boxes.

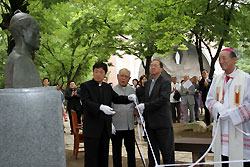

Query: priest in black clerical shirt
[80,62,136,167]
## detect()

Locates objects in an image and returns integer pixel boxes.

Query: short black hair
[93,62,108,74]
[202,69,208,73]
[152,59,163,68]
[139,75,148,82]
[42,77,50,82]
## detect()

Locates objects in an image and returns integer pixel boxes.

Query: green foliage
[0,32,8,88]
[1,0,250,88]
[29,1,120,88]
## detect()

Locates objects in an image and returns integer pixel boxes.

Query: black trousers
[171,102,180,122]
[111,130,136,167]
[202,98,210,126]
[222,155,250,167]
[146,125,175,167]
[84,127,110,167]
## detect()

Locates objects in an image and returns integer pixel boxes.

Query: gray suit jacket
[180,83,195,105]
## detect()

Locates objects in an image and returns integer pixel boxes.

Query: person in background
[191,76,200,121]
[112,68,136,167]
[136,74,148,140]
[136,75,148,103]
[65,81,82,134]
[199,69,212,126]
[170,76,181,123]
[54,83,68,122]
[180,75,195,124]
[180,79,185,119]
[42,78,50,87]
[132,79,139,89]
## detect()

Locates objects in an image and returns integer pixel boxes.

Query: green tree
[178,0,250,78]
[105,0,195,76]
[30,1,120,88]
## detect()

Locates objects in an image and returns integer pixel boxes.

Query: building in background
[107,44,223,85]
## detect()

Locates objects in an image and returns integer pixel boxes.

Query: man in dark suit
[137,59,175,167]
[80,62,135,167]
[65,81,82,134]
[199,69,212,126]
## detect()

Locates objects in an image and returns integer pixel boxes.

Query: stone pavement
[64,118,214,166]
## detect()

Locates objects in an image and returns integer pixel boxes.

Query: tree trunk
[209,39,224,79]
[194,35,204,76]
[145,55,152,77]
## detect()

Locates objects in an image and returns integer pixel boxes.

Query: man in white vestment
[206,48,250,167]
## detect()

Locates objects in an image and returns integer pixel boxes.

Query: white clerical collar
[225,67,237,77]
[98,83,102,87]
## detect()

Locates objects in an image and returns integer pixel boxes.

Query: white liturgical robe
[206,68,250,159]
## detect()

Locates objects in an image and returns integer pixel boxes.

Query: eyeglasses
[119,74,130,78]
[150,64,160,68]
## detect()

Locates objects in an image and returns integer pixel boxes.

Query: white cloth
[170,82,181,103]
[128,94,137,102]
[206,69,250,159]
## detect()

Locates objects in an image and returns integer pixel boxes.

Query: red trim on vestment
[238,105,247,121]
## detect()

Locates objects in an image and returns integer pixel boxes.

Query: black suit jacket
[143,75,172,129]
[65,88,82,112]
[80,79,130,138]
[199,78,212,102]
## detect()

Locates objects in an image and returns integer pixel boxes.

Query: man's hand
[128,94,137,102]
[100,105,115,115]
[220,111,230,120]
[112,123,116,135]
[204,81,208,87]
[137,103,145,114]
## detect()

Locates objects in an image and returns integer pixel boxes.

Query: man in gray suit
[112,68,136,167]
[180,75,195,124]
[137,59,175,167]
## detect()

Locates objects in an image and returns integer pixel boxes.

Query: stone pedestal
[0,87,66,167]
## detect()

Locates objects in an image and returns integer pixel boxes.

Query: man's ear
[233,57,237,65]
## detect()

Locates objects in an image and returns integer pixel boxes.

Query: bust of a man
[4,11,42,88]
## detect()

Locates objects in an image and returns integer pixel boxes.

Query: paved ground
[64,115,214,167]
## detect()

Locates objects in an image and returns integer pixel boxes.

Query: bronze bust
[5,11,42,88]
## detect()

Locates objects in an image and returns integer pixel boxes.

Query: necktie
[149,79,155,96]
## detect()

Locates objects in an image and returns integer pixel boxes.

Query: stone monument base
[0,87,66,167]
